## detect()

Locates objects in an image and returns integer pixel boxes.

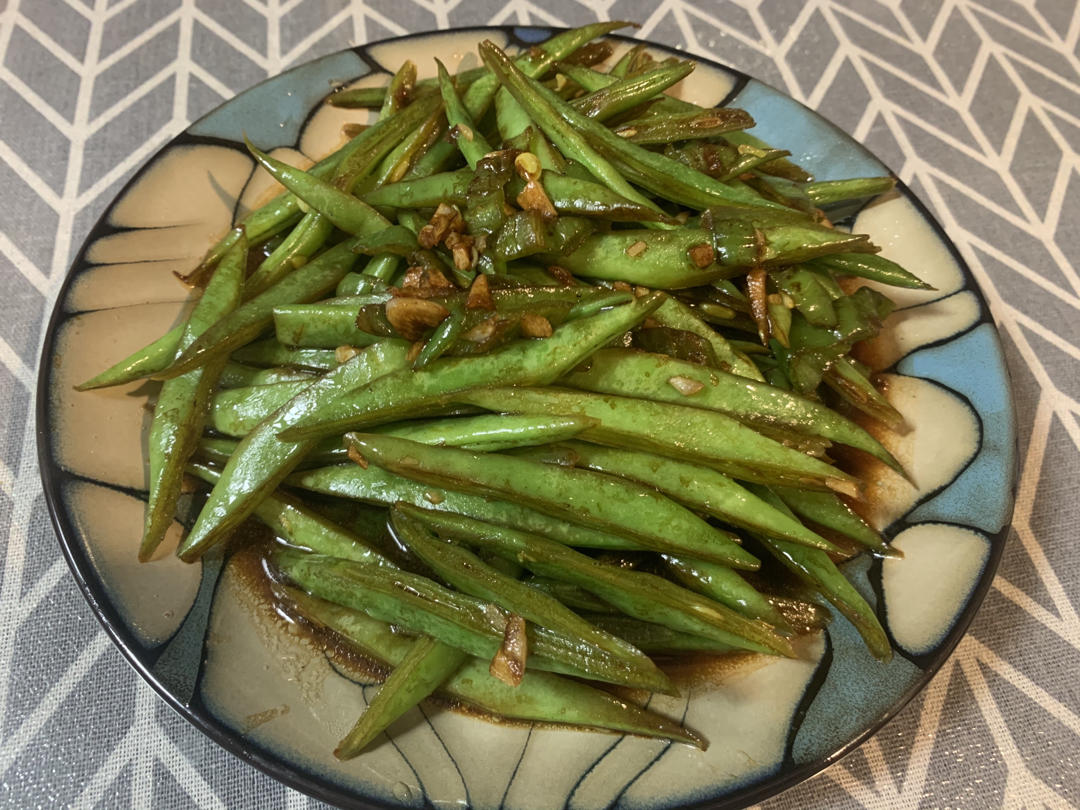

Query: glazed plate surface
[37,26,1017,810]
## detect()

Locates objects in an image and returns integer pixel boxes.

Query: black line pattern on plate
[608,693,693,810]
[415,702,470,807]
[782,631,836,770]
[498,726,532,810]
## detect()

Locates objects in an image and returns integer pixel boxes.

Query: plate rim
[35,23,1019,810]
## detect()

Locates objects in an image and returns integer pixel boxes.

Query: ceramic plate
[37,26,1017,810]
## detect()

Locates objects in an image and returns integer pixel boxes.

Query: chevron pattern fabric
[2,1,1078,807]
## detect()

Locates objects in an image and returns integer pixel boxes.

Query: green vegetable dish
[78,22,930,757]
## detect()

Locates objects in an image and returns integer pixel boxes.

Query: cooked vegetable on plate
[78,21,927,758]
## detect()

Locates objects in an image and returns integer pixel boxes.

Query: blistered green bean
[348,433,756,569]
[141,237,246,560]
[283,587,703,746]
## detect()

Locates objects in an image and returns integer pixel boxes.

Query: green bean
[406,22,635,180]
[562,291,630,319]
[159,239,363,380]
[542,228,731,288]
[771,485,891,556]
[634,325,723,366]
[349,433,756,569]
[356,226,422,258]
[360,254,401,282]
[743,173,816,214]
[197,435,348,468]
[180,227,247,288]
[75,324,183,391]
[413,306,465,368]
[436,59,492,169]
[206,380,310,438]
[524,129,565,174]
[805,176,895,206]
[614,108,754,144]
[333,94,445,192]
[560,348,901,470]
[608,45,641,79]
[546,223,873,288]
[402,507,793,657]
[723,130,812,182]
[362,169,471,209]
[494,87,532,142]
[722,218,876,265]
[558,61,696,120]
[376,413,595,451]
[478,41,663,214]
[482,42,777,210]
[141,236,246,560]
[327,85,387,108]
[282,587,703,746]
[244,212,335,298]
[186,461,392,566]
[273,303,382,349]
[460,387,860,495]
[245,142,396,239]
[327,69,463,110]
[569,61,694,122]
[354,102,448,195]
[579,614,737,655]
[176,340,412,561]
[230,340,338,371]
[277,293,664,443]
[198,412,589,469]
[661,556,785,626]
[391,507,672,692]
[367,169,667,224]
[217,362,313,388]
[509,440,834,552]
[335,636,466,759]
[524,578,614,612]
[691,145,794,185]
[478,22,635,100]
[824,355,906,431]
[381,60,417,117]
[185,86,444,292]
[773,266,840,328]
[273,548,673,689]
[335,272,390,298]
[290,462,649,551]
[745,485,891,661]
[194,437,237,466]
[243,94,442,297]
[526,173,671,222]
[808,253,935,290]
[653,297,763,381]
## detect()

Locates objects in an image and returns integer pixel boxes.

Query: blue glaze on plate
[731,80,887,181]
[189,50,369,150]
[902,323,1018,534]
[514,26,554,43]
[791,556,922,766]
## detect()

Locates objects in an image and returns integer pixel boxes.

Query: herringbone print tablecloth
[1,1,1078,807]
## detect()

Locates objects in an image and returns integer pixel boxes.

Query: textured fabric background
[1,1,1078,808]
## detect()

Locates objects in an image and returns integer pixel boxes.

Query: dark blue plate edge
[33,24,1019,810]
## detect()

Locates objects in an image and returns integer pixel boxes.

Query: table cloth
[1,1,1077,807]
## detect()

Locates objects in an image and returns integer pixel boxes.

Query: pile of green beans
[80,23,930,757]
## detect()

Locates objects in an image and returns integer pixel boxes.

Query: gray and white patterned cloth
[1,1,1077,807]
